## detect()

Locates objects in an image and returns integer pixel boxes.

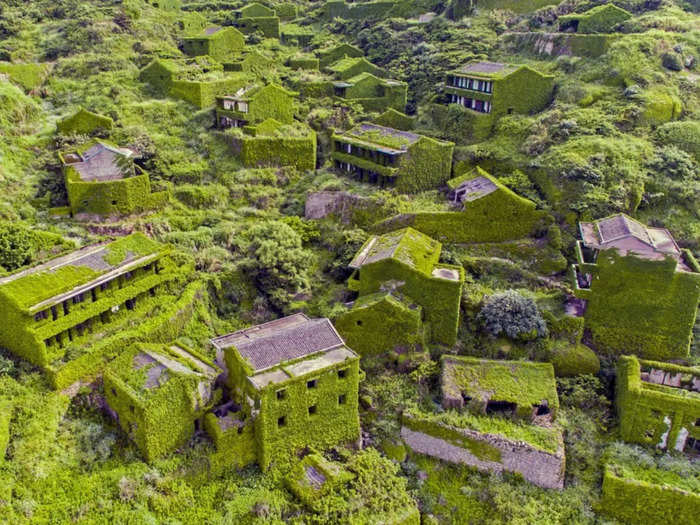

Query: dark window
[276,389,287,400]
[338,394,347,405]
[34,310,48,322]
[111,388,117,396]
[277,416,286,428]
[100,282,109,292]
[507,108,514,115]
[72,293,84,304]
[125,299,134,310]
[485,400,517,415]
[111,200,117,205]
[356,320,362,326]
[129,405,135,413]
[338,368,348,379]
[307,379,317,389]
[308,405,317,415]
[51,306,58,320]
[695,418,699,427]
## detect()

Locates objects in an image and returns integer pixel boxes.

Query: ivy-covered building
[374,167,549,243]
[325,56,385,80]
[0,234,175,373]
[317,43,364,68]
[617,355,700,455]
[332,72,407,112]
[232,3,281,38]
[572,214,700,360]
[211,314,361,470]
[229,118,317,171]
[215,84,297,129]
[401,356,565,489]
[559,4,632,34]
[104,342,221,462]
[347,227,465,346]
[334,292,425,358]
[59,140,168,218]
[181,26,245,62]
[139,57,251,108]
[331,123,454,193]
[56,108,113,136]
[443,61,554,136]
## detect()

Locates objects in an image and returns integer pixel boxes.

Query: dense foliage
[0,0,699,523]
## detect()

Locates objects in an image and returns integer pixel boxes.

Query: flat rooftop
[453,61,518,77]
[448,175,498,201]
[0,233,164,311]
[211,313,349,373]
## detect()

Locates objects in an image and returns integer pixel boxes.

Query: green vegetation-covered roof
[328,57,378,74]
[449,61,520,79]
[349,227,441,275]
[338,123,421,151]
[0,233,166,310]
[441,355,559,412]
[107,342,219,402]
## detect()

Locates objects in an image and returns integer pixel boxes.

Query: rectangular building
[211,313,361,470]
[0,233,174,370]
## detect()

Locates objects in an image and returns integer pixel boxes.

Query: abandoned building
[572,214,700,360]
[58,139,167,218]
[181,26,245,62]
[334,291,425,358]
[317,43,364,68]
[330,123,454,193]
[0,233,175,372]
[440,355,559,422]
[56,107,113,135]
[576,213,689,272]
[400,355,565,489]
[210,313,361,470]
[558,4,632,34]
[443,60,554,119]
[231,3,281,38]
[325,56,386,80]
[331,72,407,112]
[215,84,296,129]
[617,355,700,455]
[347,227,464,346]
[104,342,221,462]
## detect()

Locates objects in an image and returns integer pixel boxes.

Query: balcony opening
[486,400,517,416]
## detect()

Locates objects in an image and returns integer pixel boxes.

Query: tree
[0,222,33,271]
[478,290,547,340]
[240,220,314,309]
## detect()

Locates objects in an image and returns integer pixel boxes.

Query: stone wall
[400,423,565,489]
[304,191,370,221]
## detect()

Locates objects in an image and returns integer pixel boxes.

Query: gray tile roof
[211,314,345,372]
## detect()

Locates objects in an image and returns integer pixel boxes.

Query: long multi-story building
[0,233,174,370]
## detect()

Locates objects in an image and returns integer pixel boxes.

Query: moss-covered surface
[581,252,700,360]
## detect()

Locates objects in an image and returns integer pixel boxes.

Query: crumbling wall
[401,416,565,489]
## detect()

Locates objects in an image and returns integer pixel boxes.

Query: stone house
[331,123,454,193]
[347,227,464,346]
[59,139,168,218]
[0,234,175,372]
[232,3,281,38]
[56,108,113,135]
[400,355,565,489]
[317,43,364,68]
[181,26,245,62]
[617,355,700,455]
[558,4,632,34]
[210,313,361,470]
[104,342,221,462]
[332,72,407,112]
[325,56,385,80]
[443,60,554,121]
[215,83,297,129]
[572,214,700,360]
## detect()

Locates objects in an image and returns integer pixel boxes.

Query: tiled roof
[450,175,498,201]
[211,313,345,372]
[68,141,134,182]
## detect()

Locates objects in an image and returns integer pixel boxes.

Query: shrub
[661,52,683,71]
[0,222,33,271]
[478,290,547,340]
[240,220,314,309]
[549,342,600,377]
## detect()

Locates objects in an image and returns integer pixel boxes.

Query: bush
[549,342,600,377]
[240,220,314,309]
[661,52,683,71]
[0,222,33,271]
[478,290,547,340]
